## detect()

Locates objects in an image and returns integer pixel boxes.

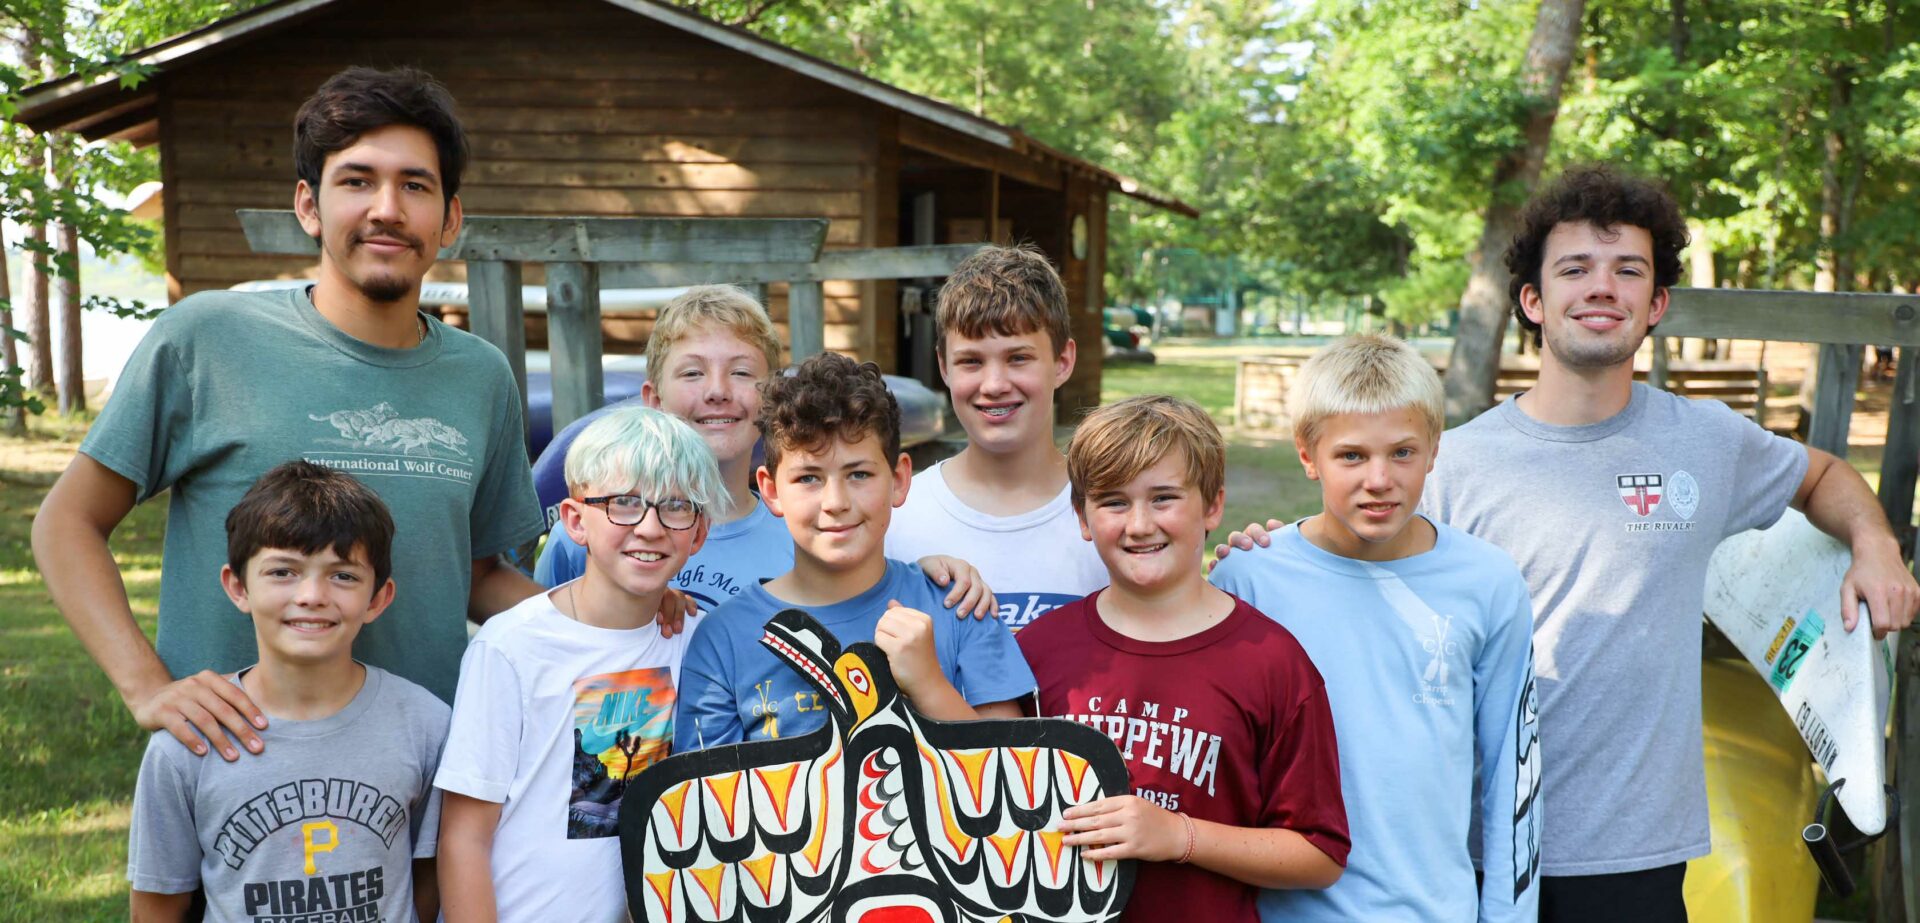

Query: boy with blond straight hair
[1209,334,1542,922]
[1024,395,1350,923]
[676,352,1033,750]
[437,406,729,922]
[885,244,1108,630]
[536,284,996,616]
[533,285,788,603]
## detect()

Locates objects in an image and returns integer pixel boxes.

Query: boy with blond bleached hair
[885,244,1108,630]
[535,284,997,616]
[1209,334,1542,922]
[437,406,728,922]
[1021,395,1350,923]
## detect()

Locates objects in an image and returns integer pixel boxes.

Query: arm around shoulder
[36,455,268,759]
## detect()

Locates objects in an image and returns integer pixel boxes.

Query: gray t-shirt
[1422,384,1807,875]
[81,287,545,701]
[127,665,450,922]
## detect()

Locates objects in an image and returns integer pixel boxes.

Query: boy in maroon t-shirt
[1022,395,1349,922]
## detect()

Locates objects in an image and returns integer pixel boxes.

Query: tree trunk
[1670,0,1690,63]
[54,214,84,415]
[0,225,24,436]
[1441,0,1588,424]
[1685,219,1715,359]
[14,30,53,403]
[1800,63,1864,448]
[22,147,53,402]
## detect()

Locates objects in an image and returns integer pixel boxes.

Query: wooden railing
[238,210,986,433]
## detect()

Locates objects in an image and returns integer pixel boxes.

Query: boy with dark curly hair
[673,352,1034,750]
[1423,165,1918,920]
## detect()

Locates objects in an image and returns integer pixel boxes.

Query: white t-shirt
[434,588,703,922]
[884,459,1109,630]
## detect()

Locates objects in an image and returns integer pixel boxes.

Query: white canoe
[1703,508,1897,834]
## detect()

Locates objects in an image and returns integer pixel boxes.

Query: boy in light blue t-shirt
[675,353,1034,751]
[1209,334,1541,923]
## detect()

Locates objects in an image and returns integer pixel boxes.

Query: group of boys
[35,64,1920,923]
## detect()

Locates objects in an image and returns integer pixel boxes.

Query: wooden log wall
[156,0,891,364]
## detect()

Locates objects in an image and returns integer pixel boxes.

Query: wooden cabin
[16,0,1194,411]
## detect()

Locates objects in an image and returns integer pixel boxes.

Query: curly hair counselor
[1504,166,1689,344]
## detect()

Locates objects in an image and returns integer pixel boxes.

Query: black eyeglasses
[579,495,703,530]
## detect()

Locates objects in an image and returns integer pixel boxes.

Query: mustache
[350,225,424,252]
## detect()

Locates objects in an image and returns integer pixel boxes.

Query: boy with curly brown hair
[673,352,1034,750]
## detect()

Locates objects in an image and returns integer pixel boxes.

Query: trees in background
[1,0,197,421]
[3,0,1916,422]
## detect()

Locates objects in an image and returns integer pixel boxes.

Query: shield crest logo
[1617,473,1664,517]
[1669,470,1700,521]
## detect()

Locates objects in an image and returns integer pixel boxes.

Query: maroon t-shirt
[1018,590,1349,923]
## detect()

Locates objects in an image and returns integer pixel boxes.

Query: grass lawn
[0,351,1892,920]
[0,455,166,922]
[1103,355,1324,540]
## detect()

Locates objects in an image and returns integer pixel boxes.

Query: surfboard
[1703,508,1897,834]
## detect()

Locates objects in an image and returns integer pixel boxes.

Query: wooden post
[1896,625,1920,922]
[1880,346,1920,554]
[789,280,826,360]
[1649,336,1671,391]
[466,260,528,427]
[546,262,604,433]
[1807,343,1865,456]
[907,191,939,385]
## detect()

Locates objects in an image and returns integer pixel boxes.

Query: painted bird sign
[618,609,1135,923]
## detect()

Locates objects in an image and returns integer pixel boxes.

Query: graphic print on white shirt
[568,667,676,839]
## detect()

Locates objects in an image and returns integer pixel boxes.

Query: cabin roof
[15,0,1196,216]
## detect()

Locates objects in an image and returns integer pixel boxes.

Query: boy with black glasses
[435,406,726,922]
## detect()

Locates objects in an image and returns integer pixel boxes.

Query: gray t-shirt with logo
[80,287,545,701]
[127,666,449,922]
[1421,384,1807,875]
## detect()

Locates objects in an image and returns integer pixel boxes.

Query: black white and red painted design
[619,609,1135,923]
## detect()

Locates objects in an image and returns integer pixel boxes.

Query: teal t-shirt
[81,287,545,702]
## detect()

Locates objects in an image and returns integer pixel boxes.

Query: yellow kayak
[1686,657,1824,920]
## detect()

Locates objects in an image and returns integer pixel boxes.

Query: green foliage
[1,1,270,416]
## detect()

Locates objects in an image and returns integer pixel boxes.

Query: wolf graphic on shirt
[309,402,471,459]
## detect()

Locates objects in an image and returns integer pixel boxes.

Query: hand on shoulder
[1211,518,1286,562]
[131,670,267,761]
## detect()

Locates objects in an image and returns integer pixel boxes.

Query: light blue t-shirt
[534,497,793,611]
[1211,518,1541,923]
[674,559,1036,751]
